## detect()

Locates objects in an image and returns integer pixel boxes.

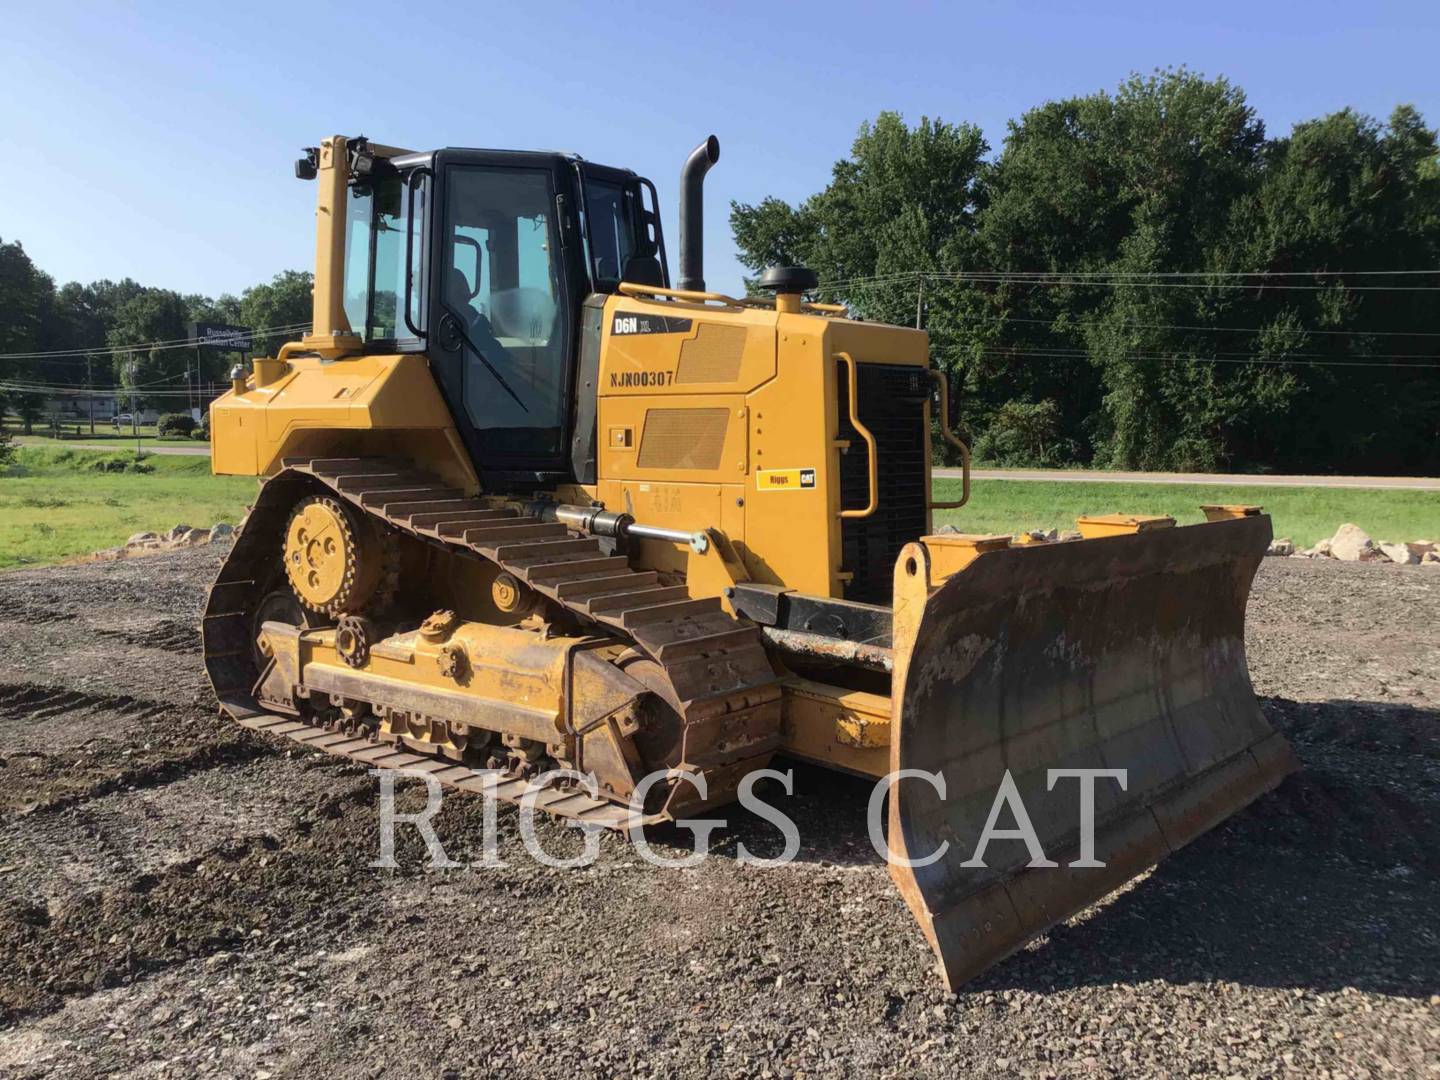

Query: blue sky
[1,1,1435,301]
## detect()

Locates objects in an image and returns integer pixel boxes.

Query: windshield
[442,165,566,459]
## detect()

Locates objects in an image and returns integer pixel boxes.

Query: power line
[925,338,1440,370]
[949,268,1440,278]
[923,272,1440,292]
[815,272,1440,337]
[932,313,1440,339]
[816,268,1440,293]
[0,323,311,362]
[0,382,214,397]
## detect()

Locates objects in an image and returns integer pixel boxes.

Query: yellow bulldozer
[203,134,1294,989]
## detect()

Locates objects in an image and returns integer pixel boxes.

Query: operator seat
[444,267,511,364]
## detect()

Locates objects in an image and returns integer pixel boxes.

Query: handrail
[836,351,879,520]
[402,167,432,341]
[619,281,849,317]
[928,368,971,510]
[617,281,745,306]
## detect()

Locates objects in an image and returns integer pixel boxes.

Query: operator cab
[333,139,667,488]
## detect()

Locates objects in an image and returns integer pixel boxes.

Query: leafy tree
[0,237,60,433]
[979,69,1273,470]
[108,288,191,408]
[731,73,1440,474]
[730,111,988,319]
[240,270,313,352]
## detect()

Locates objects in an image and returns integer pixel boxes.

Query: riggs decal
[611,312,694,336]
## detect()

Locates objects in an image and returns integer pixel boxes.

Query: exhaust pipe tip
[694,134,720,167]
[678,135,721,293]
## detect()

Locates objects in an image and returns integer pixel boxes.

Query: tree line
[0,239,311,431]
[730,70,1440,474]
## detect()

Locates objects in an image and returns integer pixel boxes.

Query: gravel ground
[0,548,1435,1078]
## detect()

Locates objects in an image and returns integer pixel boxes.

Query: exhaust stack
[677,135,720,293]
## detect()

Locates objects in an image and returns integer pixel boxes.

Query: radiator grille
[636,408,729,469]
[837,363,929,603]
[675,324,747,384]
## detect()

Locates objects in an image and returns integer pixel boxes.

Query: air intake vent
[637,408,729,469]
[675,324,747,384]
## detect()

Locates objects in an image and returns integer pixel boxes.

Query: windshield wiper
[442,304,529,414]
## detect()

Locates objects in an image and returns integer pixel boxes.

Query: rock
[1058,530,1083,542]
[126,531,159,547]
[93,547,126,561]
[184,528,212,546]
[1266,538,1295,557]
[1308,539,1333,559]
[1378,542,1418,565]
[1406,540,1436,560]
[1328,523,1379,562]
[1424,551,1440,566]
[210,522,235,543]
[167,524,194,541]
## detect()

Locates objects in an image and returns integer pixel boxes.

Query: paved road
[936,467,1440,492]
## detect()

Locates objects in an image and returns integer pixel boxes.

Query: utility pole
[915,273,925,330]
[86,354,95,434]
[128,359,140,458]
[192,343,202,419]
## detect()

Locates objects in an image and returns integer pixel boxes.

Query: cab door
[424,151,586,489]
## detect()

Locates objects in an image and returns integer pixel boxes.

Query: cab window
[342,173,422,344]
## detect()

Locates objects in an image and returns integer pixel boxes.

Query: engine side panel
[593,293,930,599]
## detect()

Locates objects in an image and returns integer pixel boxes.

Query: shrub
[190,425,209,441]
[972,399,1077,468]
[89,454,154,474]
[157,413,197,438]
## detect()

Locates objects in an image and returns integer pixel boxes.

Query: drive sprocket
[283,494,389,616]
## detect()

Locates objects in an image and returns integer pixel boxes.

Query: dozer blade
[886,515,1295,989]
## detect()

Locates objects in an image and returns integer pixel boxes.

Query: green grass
[933,478,1440,548]
[2,448,1435,571]
[0,447,254,571]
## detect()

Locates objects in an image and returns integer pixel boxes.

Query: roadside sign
[191,322,253,351]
